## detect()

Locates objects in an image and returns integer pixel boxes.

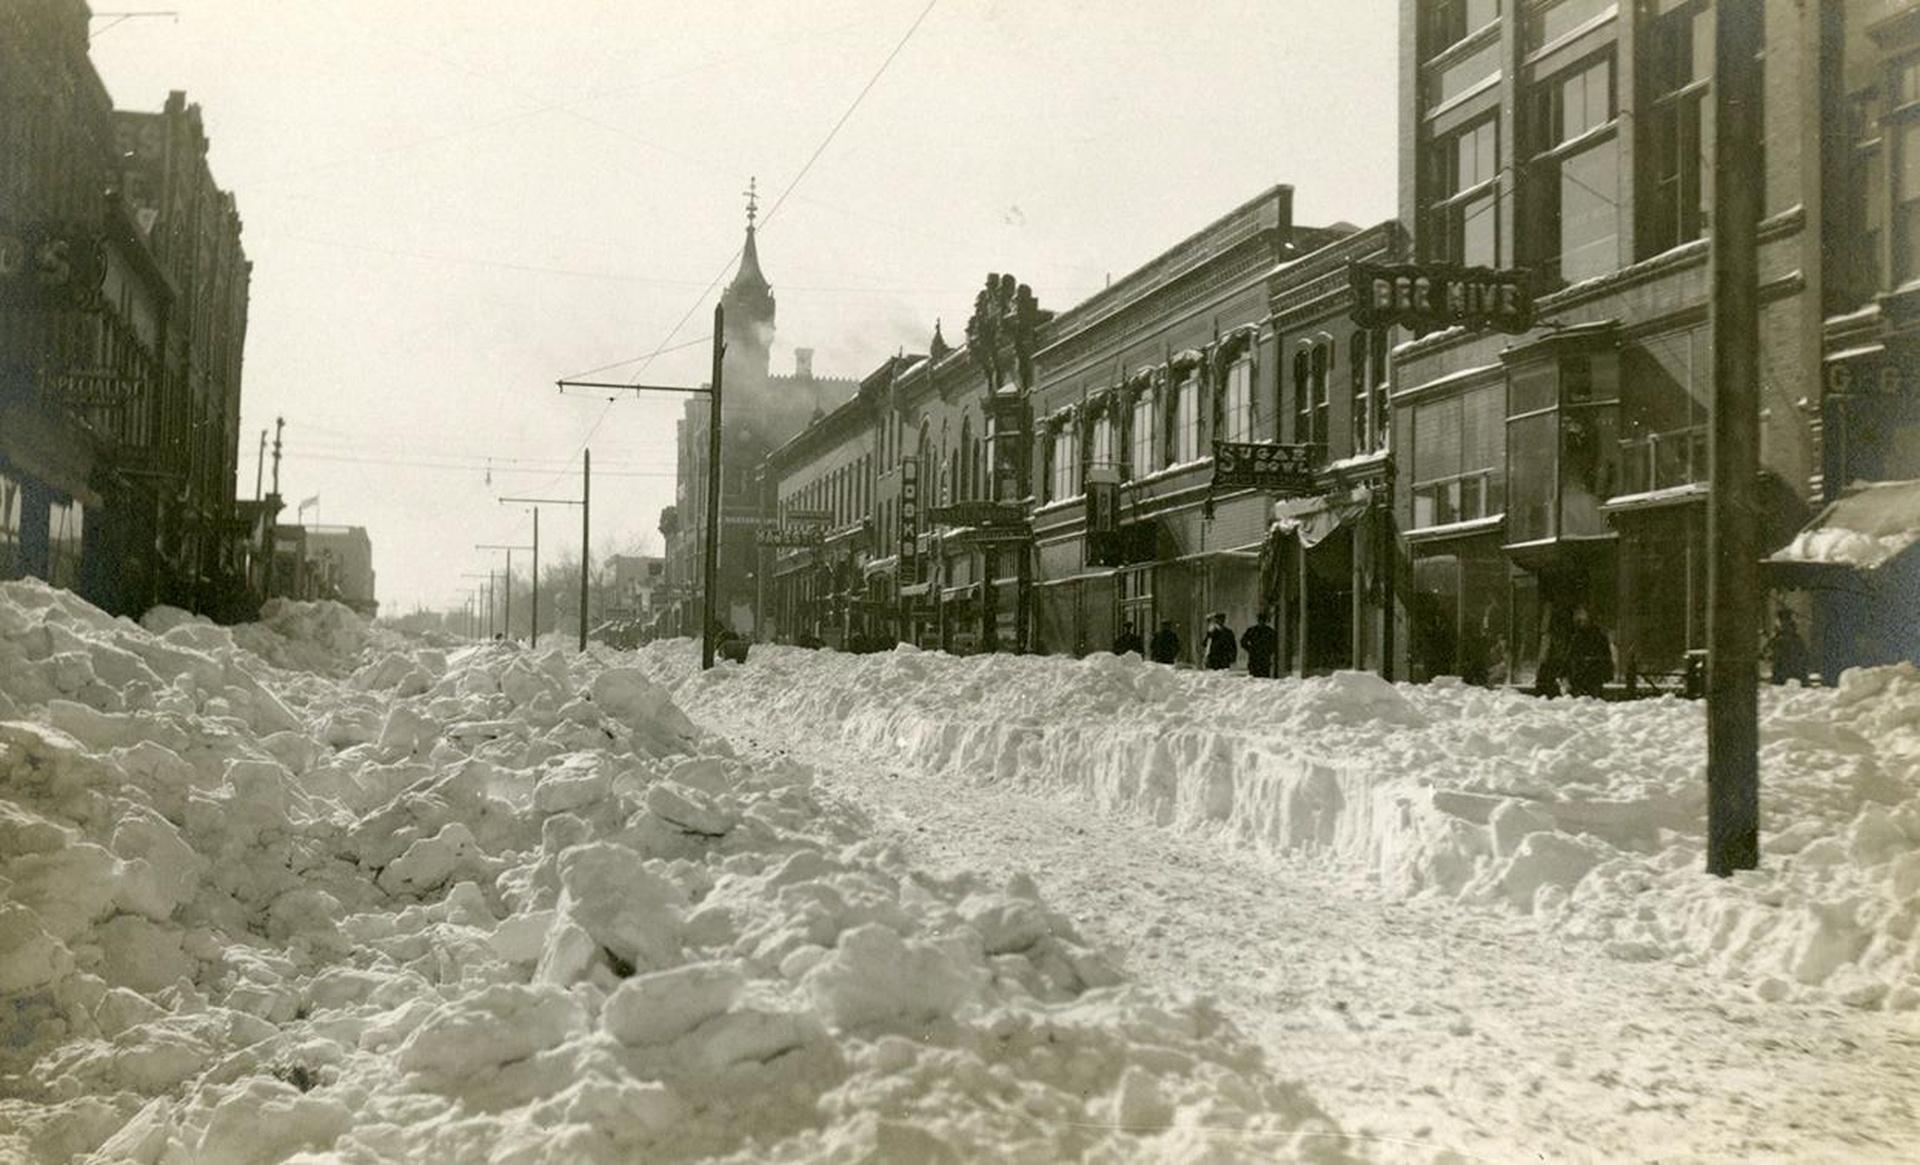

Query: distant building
[605,553,664,622]
[273,524,376,617]
[657,194,857,637]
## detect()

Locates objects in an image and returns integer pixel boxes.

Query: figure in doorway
[1566,606,1615,699]
[1112,621,1145,657]
[1149,618,1181,665]
[1241,610,1279,678]
[1766,608,1811,686]
[1203,612,1238,671]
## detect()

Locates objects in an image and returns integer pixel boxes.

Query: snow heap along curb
[0,579,1360,1165]
[642,642,1920,1012]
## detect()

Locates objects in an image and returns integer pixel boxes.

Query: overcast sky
[89,0,1398,617]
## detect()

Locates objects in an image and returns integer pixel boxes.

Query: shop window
[1130,391,1156,477]
[1412,547,1511,683]
[1409,382,1505,528]
[1640,0,1711,259]
[1523,0,1615,52]
[1428,116,1500,266]
[0,473,20,580]
[1119,565,1153,629]
[49,497,83,591]
[1222,357,1253,444]
[1422,0,1501,62]
[1619,329,1710,495]
[1896,111,1920,285]
[1523,54,1620,287]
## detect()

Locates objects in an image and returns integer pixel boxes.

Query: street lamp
[558,303,727,669]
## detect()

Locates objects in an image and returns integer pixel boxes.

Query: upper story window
[1089,412,1117,475]
[1640,0,1711,259]
[1170,372,1201,465]
[1523,0,1615,52]
[1131,391,1156,477]
[1522,53,1620,287]
[1349,330,1391,455]
[1048,424,1079,502]
[1428,39,1504,108]
[1292,342,1332,447]
[1422,0,1502,63]
[1893,56,1920,287]
[1620,329,1709,497]
[1221,357,1253,444]
[1428,116,1500,266]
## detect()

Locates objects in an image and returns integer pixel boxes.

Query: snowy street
[4,583,1920,1163]
[720,714,1920,1162]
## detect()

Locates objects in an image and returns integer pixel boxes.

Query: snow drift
[0,580,1357,1163]
[644,643,1920,1012]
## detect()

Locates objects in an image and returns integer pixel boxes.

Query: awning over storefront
[1271,486,1378,548]
[1766,479,1920,589]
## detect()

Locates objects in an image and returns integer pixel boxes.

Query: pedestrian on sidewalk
[1149,618,1181,665]
[1566,606,1614,698]
[1766,608,1811,685]
[1241,610,1278,677]
[1203,612,1238,671]
[1113,620,1145,657]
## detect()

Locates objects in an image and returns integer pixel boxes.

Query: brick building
[0,0,257,619]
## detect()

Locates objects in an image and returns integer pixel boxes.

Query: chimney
[795,348,814,379]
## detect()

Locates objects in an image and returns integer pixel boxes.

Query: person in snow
[1240,610,1278,678]
[1767,608,1811,685]
[1532,608,1569,697]
[1113,621,1145,657]
[1566,606,1614,698]
[1203,612,1238,671]
[1149,618,1181,665]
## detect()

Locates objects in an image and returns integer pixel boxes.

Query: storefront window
[1620,329,1709,495]
[1411,543,1510,683]
[49,497,83,590]
[0,472,21,580]
[1409,382,1505,529]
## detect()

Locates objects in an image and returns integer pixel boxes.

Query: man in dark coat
[1768,609,1811,685]
[1112,621,1145,657]
[1241,610,1279,678]
[1203,612,1238,671]
[1566,606,1614,698]
[1149,618,1181,665]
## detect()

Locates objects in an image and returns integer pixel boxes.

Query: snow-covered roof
[1769,479,1920,571]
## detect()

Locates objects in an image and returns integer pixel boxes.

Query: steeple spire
[730,174,769,295]
[743,176,758,231]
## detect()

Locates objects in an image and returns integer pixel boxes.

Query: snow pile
[644,643,1920,1011]
[0,579,1354,1163]
[1771,478,1920,570]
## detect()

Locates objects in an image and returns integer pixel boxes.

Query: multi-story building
[0,0,257,620]
[301,525,377,616]
[1392,0,1836,687]
[604,553,664,623]
[658,206,857,638]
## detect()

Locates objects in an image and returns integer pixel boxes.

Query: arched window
[1350,331,1371,453]
[1293,349,1311,444]
[959,415,974,499]
[1171,371,1200,464]
[1222,355,1253,444]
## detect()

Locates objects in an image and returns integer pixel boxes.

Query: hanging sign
[930,499,1025,529]
[1348,261,1533,335]
[1212,441,1318,494]
[898,457,919,577]
[0,225,107,310]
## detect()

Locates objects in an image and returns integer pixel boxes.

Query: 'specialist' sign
[1348,261,1533,335]
[1212,441,1318,494]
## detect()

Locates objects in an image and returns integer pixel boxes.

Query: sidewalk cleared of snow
[642,642,1920,1014]
[0,581,1360,1163]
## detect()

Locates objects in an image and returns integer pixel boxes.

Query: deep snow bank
[643,643,1920,1012]
[0,580,1354,1163]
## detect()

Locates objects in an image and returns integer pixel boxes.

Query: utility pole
[254,429,266,501]
[270,417,283,496]
[532,508,540,646]
[582,449,591,651]
[1707,0,1764,876]
[476,542,533,642]
[555,304,727,669]
[262,417,285,600]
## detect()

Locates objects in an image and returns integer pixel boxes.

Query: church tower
[720,177,775,385]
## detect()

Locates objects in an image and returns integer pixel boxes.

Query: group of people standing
[1111,611,1281,677]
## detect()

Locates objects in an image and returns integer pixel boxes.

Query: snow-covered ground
[632,640,1920,1161]
[0,581,1355,1163]
[4,577,1919,1162]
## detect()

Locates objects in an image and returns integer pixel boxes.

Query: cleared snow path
[679,654,1920,1163]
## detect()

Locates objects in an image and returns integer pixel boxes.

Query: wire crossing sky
[87,0,1398,614]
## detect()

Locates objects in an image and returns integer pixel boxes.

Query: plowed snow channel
[638,640,1920,1163]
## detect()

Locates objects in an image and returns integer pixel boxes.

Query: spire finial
[744,176,759,230]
